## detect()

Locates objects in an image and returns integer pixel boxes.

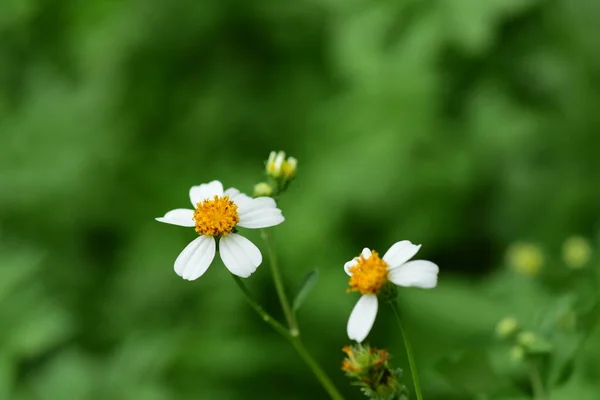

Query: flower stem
[290,338,345,400]
[231,274,345,400]
[389,301,424,400]
[261,229,298,335]
[529,361,546,400]
[231,274,290,339]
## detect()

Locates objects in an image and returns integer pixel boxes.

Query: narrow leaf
[292,269,319,314]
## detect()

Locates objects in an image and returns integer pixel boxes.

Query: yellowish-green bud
[506,242,544,277]
[495,317,519,338]
[562,236,591,269]
[517,331,536,347]
[510,345,525,363]
[516,331,553,354]
[266,150,286,178]
[264,151,298,195]
[253,182,274,197]
[282,157,297,180]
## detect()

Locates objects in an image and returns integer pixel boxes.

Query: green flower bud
[562,236,591,269]
[506,242,544,277]
[495,317,519,339]
[342,344,407,400]
[253,182,274,197]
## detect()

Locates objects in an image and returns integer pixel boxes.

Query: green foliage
[293,269,319,315]
[1,0,600,398]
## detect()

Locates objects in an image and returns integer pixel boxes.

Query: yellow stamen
[193,195,239,236]
[348,251,389,295]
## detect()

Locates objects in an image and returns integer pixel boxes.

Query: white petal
[383,240,421,268]
[189,181,224,206]
[219,233,262,278]
[224,187,240,198]
[274,151,285,170]
[361,248,372,259]
[388,260,439,288]
[155,209,195,227]
[344,258,359,276]
[237,209,284,229]
[174,236,216,281]
[224,187,253,209]
[237,196,277,215]
[347,294,378,343]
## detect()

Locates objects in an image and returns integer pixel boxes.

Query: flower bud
[253,182,274,197]
[562,236,591,269]
[264,150,298,194]
[266,151,286,179]
[510,345,525,363]
[506,242,544,277]
[517,331,536,347]
[495,317,519,339]
[282,157,297,180]
[341,344,407,399]
[517,331,553,354]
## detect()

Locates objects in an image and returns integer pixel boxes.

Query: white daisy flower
[344,241,439,342]
[156,180,284,280]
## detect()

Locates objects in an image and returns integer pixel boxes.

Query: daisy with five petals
[345,241,439,342]
[156,180,284,280]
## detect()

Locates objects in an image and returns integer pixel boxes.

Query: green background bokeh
[1,0,600,398]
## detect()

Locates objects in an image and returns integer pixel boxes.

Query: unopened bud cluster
[254,151,297,197]
[342,344,408,400]
[494,317,553,363]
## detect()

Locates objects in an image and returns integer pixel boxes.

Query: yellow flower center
[193,195,239,236]
[348,251,389,295]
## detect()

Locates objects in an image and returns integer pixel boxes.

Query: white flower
[156,180,284,280]
[344,241,439,342]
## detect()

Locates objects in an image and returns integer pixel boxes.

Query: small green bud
[517,331,553,354]
[342,344,407,400]
[517,331,536,347]
[510,345,525,363]
[495,317,519,339]
[253,182,274,197]
[506,242,544,277]
[562,236,591,269]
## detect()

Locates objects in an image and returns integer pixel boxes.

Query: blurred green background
[2,0,600,399]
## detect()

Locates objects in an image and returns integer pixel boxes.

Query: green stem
[389,301,424,400]
[261,229,298,335]
[290,338,345,400]
[231,274,290,339]
[231,274,344,400]
[529,361,546,400]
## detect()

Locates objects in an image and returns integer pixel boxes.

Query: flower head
[156,180,284,280]
[344,241,439,342]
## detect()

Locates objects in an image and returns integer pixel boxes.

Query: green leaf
[292,269,319,314]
